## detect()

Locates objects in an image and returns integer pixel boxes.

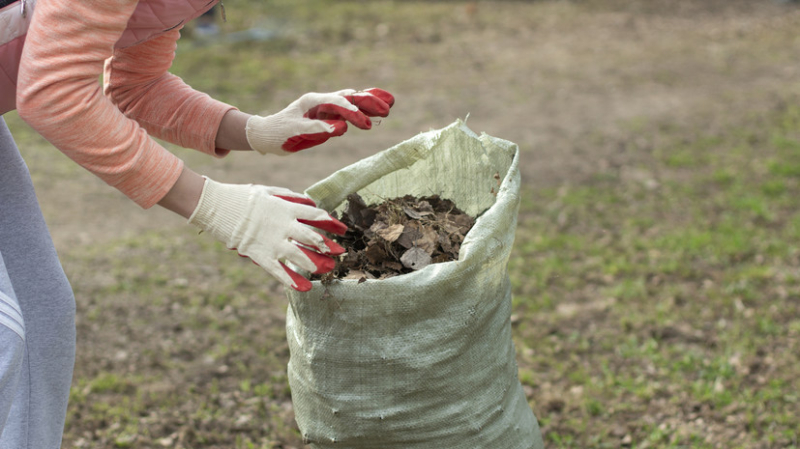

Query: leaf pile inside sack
[313,193,475,281]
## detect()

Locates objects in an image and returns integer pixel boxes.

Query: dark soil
[315,193,475,281]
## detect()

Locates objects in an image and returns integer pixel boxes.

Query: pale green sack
[285,120,544,449]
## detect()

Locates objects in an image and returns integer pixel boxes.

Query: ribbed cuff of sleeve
[114,141,185,210]
[198,102,238,158]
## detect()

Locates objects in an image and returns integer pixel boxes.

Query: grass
[510,104,800,448]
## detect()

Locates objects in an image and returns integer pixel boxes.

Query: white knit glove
[245,88,395,155]
[188,178,346,291]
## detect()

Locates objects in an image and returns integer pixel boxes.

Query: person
[0,0,395,446]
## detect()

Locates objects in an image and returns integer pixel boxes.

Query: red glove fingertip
[297,246,336,274]
[321,234,346,256]
[365,88,395,108]
[301,233,345,256]
[281,263,313,292]
[348,94,390,118]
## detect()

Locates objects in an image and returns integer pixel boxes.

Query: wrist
[215,109,254,152]
[157,167,205,219]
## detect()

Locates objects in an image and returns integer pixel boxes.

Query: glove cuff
[188,178,251,247]
[246,115,284,156]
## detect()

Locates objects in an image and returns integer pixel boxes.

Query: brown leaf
[374,223,404,242]
[382,261,404,272]
[432,254,451,264]
[454,214,474,233]
[364,243,388,265]
[417,200,434,214]
[415,226,439,255]
[439,233,454,254]
[367,221,388,239]
[403,206,424,220]
[403,202,434,220]
[345,193,376,230]
[401,247,431,270]
[343,270,371,280]
[397,222,422,249]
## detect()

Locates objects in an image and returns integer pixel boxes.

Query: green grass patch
[513,102,800,448]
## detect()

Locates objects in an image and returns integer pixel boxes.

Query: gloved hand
[188,177,347,292]
[245,88,395,155]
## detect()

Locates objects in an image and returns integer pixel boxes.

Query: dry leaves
[313,193,475,281]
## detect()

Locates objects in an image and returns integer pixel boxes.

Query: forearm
[215,109,253,152]
[157,166,205,219]
[105,30,238,156]
[158,109,252,217]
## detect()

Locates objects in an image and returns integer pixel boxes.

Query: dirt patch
[314,193,475,281]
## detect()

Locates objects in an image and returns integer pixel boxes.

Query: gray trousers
[0,117,76,448]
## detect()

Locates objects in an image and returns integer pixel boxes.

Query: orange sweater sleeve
[104,30,236,158]
[16,0,210,209]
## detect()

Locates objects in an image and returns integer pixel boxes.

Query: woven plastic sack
[285,119,543,449]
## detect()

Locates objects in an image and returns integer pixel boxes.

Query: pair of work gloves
[188,88,395,292]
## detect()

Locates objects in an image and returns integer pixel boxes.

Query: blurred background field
[4,0,800,447]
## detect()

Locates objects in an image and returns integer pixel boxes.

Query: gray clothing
[0,117,76,448]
